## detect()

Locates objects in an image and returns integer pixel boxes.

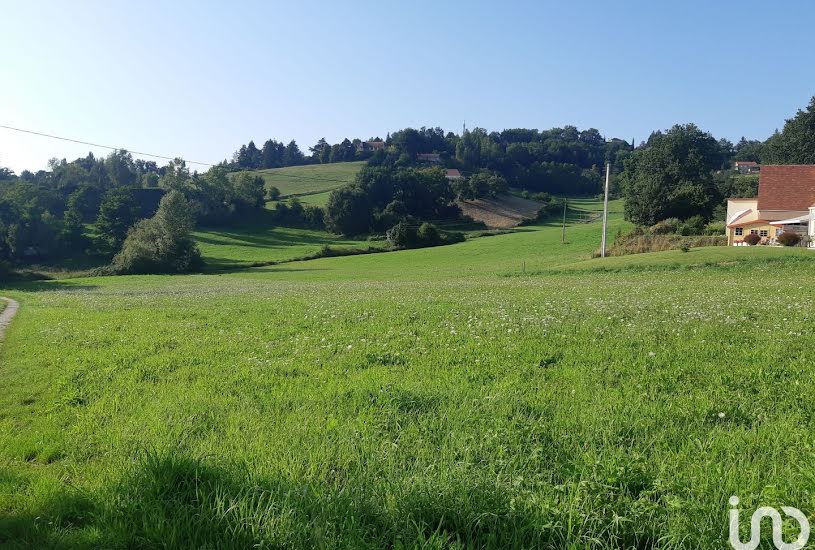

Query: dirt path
[0,297,19,341]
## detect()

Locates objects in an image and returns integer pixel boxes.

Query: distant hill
[237,161,365,199]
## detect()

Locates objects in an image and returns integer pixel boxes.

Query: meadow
[193,216,383,270]
[2,199,815,548]
[246,161,365,198]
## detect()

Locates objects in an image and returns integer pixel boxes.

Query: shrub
[266,186,281,201]
[777,232,801,246]
[386,222,419,248]
[703,221,726,236]
[417,222,440,244]
[386,221,460,249]
[112,191,202,274]
[649,218,680,235]
[273,200,324,229]
[679,215,705,236]
[743,233,761,245]
[600,234,727,257]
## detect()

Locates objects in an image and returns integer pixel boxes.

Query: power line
[0,123,362,184]
[0,123,216,167]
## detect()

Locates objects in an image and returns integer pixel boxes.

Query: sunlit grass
[193,218,383,269]
[243,161,364,197]
[2,199,813,548]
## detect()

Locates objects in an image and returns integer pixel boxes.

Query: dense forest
[1,95,813,275]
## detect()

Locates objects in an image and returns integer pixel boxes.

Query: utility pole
[600,162,611,257]
[561,199,567,243]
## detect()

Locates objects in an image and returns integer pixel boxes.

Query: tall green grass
[1,199,814,548]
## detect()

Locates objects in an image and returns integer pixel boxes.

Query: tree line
[227,126,633,198]
[368,126,633,196]
[228,136,387,170]
[3,95,813,274]
[619,95,815,227]
[0,152,268,272]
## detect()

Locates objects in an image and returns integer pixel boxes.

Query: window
[760,229,769,237]
[735,228,743,236]
[750,229,759,235]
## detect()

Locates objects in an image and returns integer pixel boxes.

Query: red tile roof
[756,165,815,211]
[735,161,758,165]
[445,169,462,178]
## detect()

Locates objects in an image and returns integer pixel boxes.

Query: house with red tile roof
[726,165,815,245]
[445,169,463,181]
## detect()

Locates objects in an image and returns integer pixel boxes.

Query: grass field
[193,214,383,270]
[3,200,815,548]
[242,161,364,198]
[295,190,333,207]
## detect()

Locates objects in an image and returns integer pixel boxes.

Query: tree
[246,141,261,169]
[160,158,191,191]
[390,128,423,158]
[266,186,281,201]
[61,190,90,252]
[96,187,139,250]
[328,143,343,163]
[618,124,723,225]
[762,96,815,164]
[733,137,764,162]
[325,186,371,235]
[233,172,266,210]
[454,171,508,200]
[112,191,202,274]
[105,150,137,188]
[283,140,304,166]
[261,139,282,169]
[0,167,15,181]
[310,138,330,163]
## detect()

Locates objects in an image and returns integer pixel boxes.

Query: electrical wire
[0,123,361,183]
[0,123,216,166]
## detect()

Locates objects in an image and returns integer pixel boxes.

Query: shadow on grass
[0,449,569,549]
[195,228,342,250]
[0,280,100,293]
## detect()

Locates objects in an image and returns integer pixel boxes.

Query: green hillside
[2,199,815,548]
[242,161,364,198]
[193,221,383,269]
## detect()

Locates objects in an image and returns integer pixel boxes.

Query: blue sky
[1,0,813,173]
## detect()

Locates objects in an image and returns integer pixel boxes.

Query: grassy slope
[245,161,364,197]
[193,213,382,270]
[295,190,333,207]
[3,199,815,548]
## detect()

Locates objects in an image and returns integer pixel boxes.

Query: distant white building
[357,140,385,153]
[734,161,760,174]
[417,153,441,163]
